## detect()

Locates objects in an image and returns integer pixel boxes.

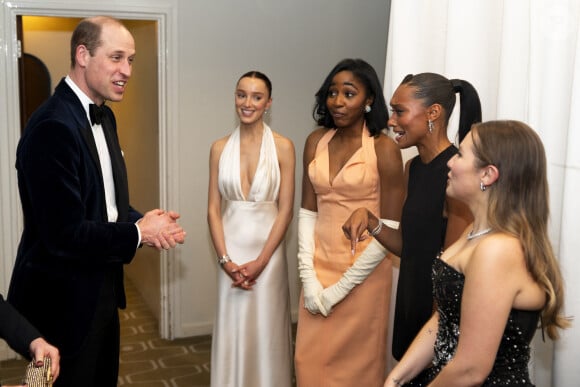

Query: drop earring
[480,181,487,192]
[428,120,434,133]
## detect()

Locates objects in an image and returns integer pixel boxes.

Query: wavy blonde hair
[471,120,570,339]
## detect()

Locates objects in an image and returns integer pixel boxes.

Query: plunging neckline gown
[295,127,392,387]
[210,124,292,387]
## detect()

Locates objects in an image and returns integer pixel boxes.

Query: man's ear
[76,45,90,67]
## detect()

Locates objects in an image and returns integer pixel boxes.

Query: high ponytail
[451,79,482,142]
[401,73,482,143]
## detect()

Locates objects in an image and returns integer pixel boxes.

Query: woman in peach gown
[294,59,405,386]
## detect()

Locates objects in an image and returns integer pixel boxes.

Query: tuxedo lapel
[101,111,130,222]
[79,124,102,176]
[55,81,102,178]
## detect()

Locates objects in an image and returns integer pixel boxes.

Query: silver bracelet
[217,254,231,266]
[369,220,383,236]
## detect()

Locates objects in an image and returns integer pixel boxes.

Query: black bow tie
[89,103,105,126]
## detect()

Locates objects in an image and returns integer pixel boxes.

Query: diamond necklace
[466,227,492,241]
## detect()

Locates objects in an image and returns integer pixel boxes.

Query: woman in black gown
[343,73,481,360]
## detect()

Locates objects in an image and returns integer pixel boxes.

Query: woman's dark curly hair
[313,58,388,137]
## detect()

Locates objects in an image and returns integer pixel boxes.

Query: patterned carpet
[0,278,212,386]
[117,278,212,386]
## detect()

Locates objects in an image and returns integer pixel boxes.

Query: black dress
[406,258,539,386]
[392,145,457,360]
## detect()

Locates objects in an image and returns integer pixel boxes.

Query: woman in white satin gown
[207,71,295,387]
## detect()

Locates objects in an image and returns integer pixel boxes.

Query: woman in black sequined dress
[385,120,570,387]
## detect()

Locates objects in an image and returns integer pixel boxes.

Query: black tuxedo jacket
[8,79,142,356]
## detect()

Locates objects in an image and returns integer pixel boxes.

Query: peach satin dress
[295,127,392,387]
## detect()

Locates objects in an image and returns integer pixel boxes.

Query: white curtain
[384,1,580,386]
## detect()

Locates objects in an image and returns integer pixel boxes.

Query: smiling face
[77,21,135,105]
[387,83,430,149]
[234,76,272,127]
[326,70,372,130]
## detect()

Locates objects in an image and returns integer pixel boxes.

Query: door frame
[0,0,180,349]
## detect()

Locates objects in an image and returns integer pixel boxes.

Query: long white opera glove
[297,208,325,314]
[319,219,399,316]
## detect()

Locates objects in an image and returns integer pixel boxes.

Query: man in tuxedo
[7,16,185,386]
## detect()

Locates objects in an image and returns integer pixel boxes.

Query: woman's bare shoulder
[271,130,295,151]
[210,134,230,151]
[470,233,525,272]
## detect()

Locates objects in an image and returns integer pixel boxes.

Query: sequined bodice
[408,258,540,386]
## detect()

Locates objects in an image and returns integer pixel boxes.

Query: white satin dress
[210,124,293,387]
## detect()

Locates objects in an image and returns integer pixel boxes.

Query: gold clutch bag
[23,357,53,387]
